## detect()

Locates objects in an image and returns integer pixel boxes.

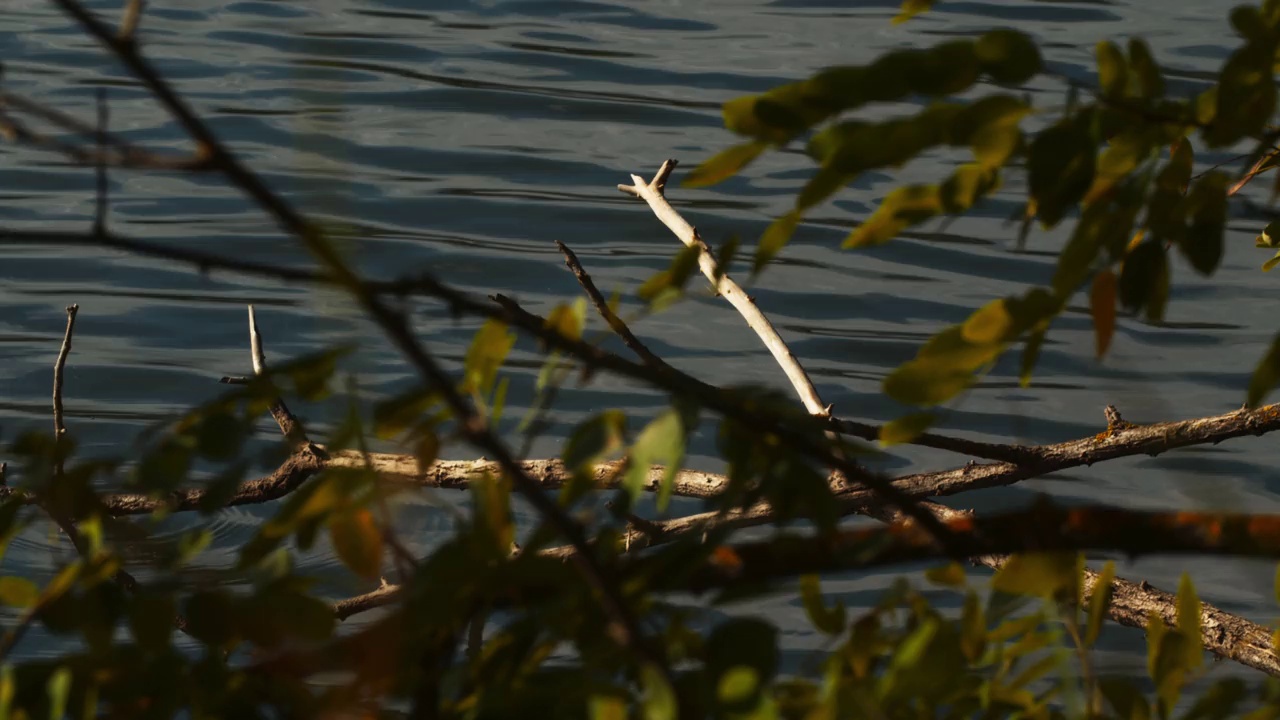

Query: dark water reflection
[0,0,1274,680]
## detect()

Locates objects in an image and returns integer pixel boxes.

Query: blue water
[0,0,1277,684]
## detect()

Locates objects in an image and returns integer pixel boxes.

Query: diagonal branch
[556,240,670,373]
[619,160,830,418]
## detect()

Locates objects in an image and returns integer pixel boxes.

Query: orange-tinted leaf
[330,508,383,580]
[1091,269,1117,359]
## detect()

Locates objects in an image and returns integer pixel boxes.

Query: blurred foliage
[4,1,1280,718]
[690,0,1280,441]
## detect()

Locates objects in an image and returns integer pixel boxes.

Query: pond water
[0,0,1277,686]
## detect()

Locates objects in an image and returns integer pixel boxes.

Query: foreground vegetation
[3,0,1280,717]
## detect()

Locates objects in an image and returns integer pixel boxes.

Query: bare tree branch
[556,240,670,372]
[619,160,830,419]
[52,304,79,443]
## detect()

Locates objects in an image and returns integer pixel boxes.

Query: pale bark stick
[245,305,310,449]
[619,160,830,418]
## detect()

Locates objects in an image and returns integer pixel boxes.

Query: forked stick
[619,160,831,418]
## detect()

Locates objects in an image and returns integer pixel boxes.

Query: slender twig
[52,304,79,443]
[1229,146,1280,197]
[556,241,670,372]
[0,92,209,171]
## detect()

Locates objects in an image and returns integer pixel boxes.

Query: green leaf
[907,41,981,96]
[1231,5,1271,42]
[883,360,975,407]
[1205,42,1278,147]
[799,575,846,635]
[1178,171,1228,275]
[544,298,588,344]
[796,166,854,212]
[939,164,1000,213]
[1096,40,1129,97]
[471,474,514,555]
[1118,241,1166,312]
[1086,561,1116,647]
[625,409,686,512]
[413,429,440,475]
[684,141,768,188]
[714,235,741,281]
[0,577,37,609]
[1020,325,1046,387]
[1147,140,1193,242]
[845,185,942,247]
[1257,220,1280,248]
[992,552,1079,599]
[638,244,702,311]
[1127,38,1165,98]
[1028,123,1097,228]
[330,508,383,580]
[1099,677,1152,720]
[562,411,627,474]
[755,211,800,274]
[1248,333,1280,408]
[1176,572,1203,669]
[589,695,627,720]
[129,590,175,652]
[1263,252,1280,272]
[925,562,967,587]
[892,0,934,24]
[640,664,677,720]
[463,319,516,395]
[878,412,936,446]
[962,298,1014,344]
[975,29,1042,85]
[1182,678,1248,720]
[706,618,778,703]
[46,667,71,720]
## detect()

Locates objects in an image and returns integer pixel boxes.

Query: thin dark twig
[1229,146,1280,197]
[557,240,669,371]
[0,92,210,171]
[53,304,79,443]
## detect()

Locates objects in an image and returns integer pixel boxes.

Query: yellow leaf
[962,299,1013,345]
[683,141,768,188]
[878,412,936,446]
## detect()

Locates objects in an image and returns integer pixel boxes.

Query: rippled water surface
[0,0,1276,678]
